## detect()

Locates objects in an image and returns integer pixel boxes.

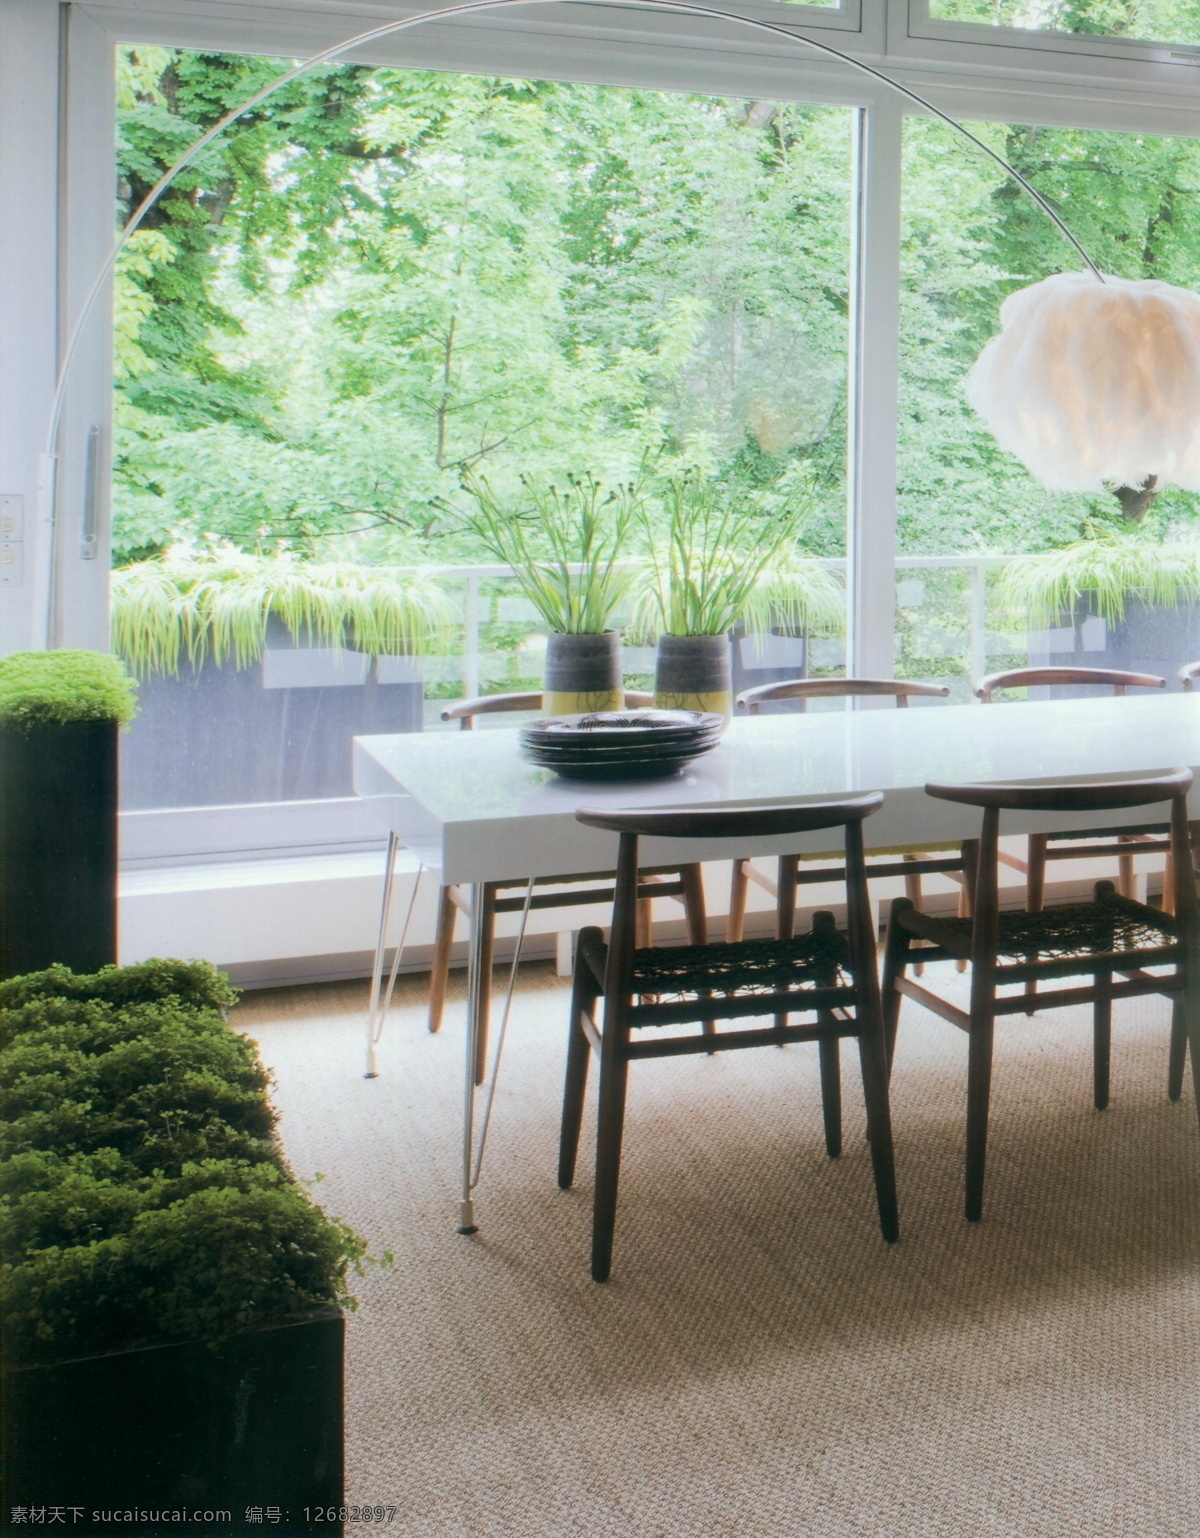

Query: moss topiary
[0,649,138,730]
[0,961,369,1366]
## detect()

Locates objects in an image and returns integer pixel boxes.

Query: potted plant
[632,474,835,720]
[459,473,638,714]
[0,959,368,1536]
[110,547,456,808]
[998,531,1200,679]
[0,650,138,980]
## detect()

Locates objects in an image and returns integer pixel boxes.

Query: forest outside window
[111,49,854,813]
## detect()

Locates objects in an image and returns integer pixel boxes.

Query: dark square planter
[1,1307,344,1538]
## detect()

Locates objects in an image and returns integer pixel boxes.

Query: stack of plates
[519,710,723,780]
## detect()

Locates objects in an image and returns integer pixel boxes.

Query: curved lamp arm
[34,0,1103,646]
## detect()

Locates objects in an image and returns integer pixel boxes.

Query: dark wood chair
[729,678,962,962]
[880,770,1199,1223]
[430,691,704,1079]
[559,794,899,1281]
[975,667,1170,921]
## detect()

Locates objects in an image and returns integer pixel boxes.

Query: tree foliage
[111,47,1200,574]
[112,52,851,564]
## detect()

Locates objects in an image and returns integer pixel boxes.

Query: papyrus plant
[629,472,842,640]
[459,472,638,634]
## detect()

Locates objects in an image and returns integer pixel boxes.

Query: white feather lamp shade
[964,271,1200,493]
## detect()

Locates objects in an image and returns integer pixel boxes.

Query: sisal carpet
[234,962,1199,1538]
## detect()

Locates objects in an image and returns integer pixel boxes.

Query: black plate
[521,710,724,749]
[523,747,717,771]
[538,756,698,781]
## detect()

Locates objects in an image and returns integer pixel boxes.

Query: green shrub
[0,958,237,1016]
[0,650,138,730]
[1,961,367,1365]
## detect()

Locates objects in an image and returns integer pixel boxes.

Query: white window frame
[7,0,1199,868]
[902,0,1200,79]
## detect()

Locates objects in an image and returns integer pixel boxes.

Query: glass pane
[898,117,1200,701]
[927,0,1200,49]
[112,49,852,809]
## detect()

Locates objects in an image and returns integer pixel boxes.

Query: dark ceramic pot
[653,633,733,722]
[544,631,623,715]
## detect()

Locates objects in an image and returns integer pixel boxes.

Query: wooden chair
[880,770,1199,1223]
[729,678,962,958]
[430,691,704,1080]
[975,667,1170,918]
[559,794,899,1281]
[1177,661,1200,692]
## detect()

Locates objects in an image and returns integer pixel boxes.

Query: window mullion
[847,97,903,683]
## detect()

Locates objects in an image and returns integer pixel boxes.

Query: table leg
[458,880,485,1234]
[365,832,399,1079]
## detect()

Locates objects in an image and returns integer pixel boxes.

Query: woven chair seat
[897,892,1178,964]
[627,930,851,1000]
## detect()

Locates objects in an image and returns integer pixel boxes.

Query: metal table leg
[365,833,400,1079]
[458,881,484,1233]
[365,834,424,1079]
[458,876,535,1235]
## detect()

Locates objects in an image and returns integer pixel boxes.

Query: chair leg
[774,857,798,1033]
[473,885,497,1087]
[678,863,716,1042]
[1168,996,1188,1102]
[1026,833,1047,911]
[635,897,652,950]
[957,840,978,975]
[727,858,750,943]
[1162,848,1176,916]
[1093,968,1112,1111]
[559,930,602,1189]
[1117,839,1136,900]
[1017,833,1046,1011]
[680,864,707,945]
[591,1038,631,1283]
[427,885,458,1034]
[964,1005,996,1223]
[902,858,925,977]
[818,1033,841,1158]
[880,898,915,1076]
[855,1015,899,1243]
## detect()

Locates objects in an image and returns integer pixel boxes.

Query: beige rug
[234,962,1199,1538]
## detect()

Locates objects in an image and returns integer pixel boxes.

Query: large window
[111,50,854,810]
[896,115,1200,698]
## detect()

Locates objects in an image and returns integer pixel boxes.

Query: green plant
[998,532,1200,628]
[630,474,831,639]
[0,960,369,1365]
[0,651,138,730]
[110,547,458,675]
[459,473,638,634]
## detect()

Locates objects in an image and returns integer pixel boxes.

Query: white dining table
[353,692,1200,1231]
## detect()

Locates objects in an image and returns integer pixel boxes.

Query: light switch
[0,495,23,541]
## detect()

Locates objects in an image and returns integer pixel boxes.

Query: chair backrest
[1178,662,1200,692]
[443,689,655,729]
[578,794,884,993]
[924,771,1197,961]
[736,677,949,715]
[974,667,1165,704]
